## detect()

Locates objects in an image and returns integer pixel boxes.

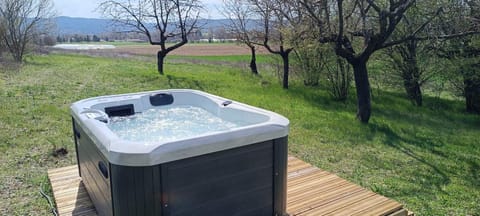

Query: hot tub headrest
[150,93,174,106]
[105,104,135,117]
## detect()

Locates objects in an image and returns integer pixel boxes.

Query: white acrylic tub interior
[71,89,289,166]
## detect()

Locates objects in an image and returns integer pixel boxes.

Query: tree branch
[382,31,480,48]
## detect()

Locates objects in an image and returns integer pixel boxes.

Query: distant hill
[53,16,242,36]
[54,16,112,35]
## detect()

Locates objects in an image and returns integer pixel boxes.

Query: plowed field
[113,43,269,56]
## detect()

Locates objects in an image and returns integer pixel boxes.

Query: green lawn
[167,54,273,63]
[59,41,239,47]
[0,54,479,215]
[57,41,150,46]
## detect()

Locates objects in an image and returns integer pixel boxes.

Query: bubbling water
[107,105,240,144]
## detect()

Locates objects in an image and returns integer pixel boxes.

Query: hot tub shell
[71,89,289,216]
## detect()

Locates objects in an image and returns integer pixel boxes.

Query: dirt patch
[113,44,269,56]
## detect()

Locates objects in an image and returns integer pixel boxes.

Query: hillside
[54,16,111,35]
[54,16,234,35]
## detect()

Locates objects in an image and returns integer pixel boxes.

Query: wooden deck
[48,156,412,216]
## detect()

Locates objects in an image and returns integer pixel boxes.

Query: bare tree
[385,3,440,107]
[300,0,480,122]
[327,55,353,101]
[222,0,259,75]
[300,0,419,123]
[249,0,302,89]
[100,0,202,75]
[436,0,480,114]
[0,14,5,58]
[0,0,54,62]
[384,0,479,108]
[386,38,429,106]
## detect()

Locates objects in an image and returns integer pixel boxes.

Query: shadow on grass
[374,91,479,127]
[166,74,204,90]
[286,85,357,113]
[286,86,478,198]
[372,122,451,192]
[466,158,480,187]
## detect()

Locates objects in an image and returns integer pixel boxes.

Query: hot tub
[71,89,289,216]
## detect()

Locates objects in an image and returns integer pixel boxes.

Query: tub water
[107,105,242,144]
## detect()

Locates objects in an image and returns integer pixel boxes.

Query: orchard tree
[100,0,202,75]
[249,0,298,89]
[436,0,480,114]
[385,0,479,107]
[300,0,422,123]
[385,3,443,106]
[222,0,260,75]
[386,37,430,106]
[0,0,54,62]
[0,14,5,57]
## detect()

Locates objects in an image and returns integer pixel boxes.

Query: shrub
[292,43,325,86]
[325,56,352,101]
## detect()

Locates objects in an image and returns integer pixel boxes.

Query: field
[52,42,270,57]
[1,44,479,215]
[115,43,270,56]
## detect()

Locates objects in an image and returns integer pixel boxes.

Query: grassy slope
[65,41,241,47]
[167,54,273,63]
[0,54,479,215]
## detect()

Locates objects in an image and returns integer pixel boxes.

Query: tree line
[100,0,479,123]
[1,0,479,123]
[222,0,479,122]
[0,0,54,62]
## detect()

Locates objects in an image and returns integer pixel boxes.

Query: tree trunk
[402,40,423,106]
[409,81,422,106]
[464,73,480,114]
[351,60,371,123]
[249,46,258,75]
[402,66,423,106]
[157,51,166,75]
[13,53,22,62]
[282,53,289,89]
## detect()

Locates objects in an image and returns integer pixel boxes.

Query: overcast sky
[52,0,223,19]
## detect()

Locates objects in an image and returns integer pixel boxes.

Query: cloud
[202,0,223,19]
[53,0,102,18]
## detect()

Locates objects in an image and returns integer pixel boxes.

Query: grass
[57,41,149,46]
[59,41,240,47]
[167,54,272,63]
[0,53,479,215]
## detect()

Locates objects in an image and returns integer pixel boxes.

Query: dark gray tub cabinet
[73,119,288,216]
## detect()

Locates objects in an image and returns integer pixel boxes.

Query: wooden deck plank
[287,185,366,214]
[297,191,377,215]
[287,166,319,179]
[355,199,405,216]
[288,179,352,203]
[388,209,409,216]
[49,165,96,216]
[288,174,342,197]
[287,171,334,189]
[288,162,313,173]
[48,156,410,216]
[326,194,391,215]
[48,166,78,175]
[286,157,407,216]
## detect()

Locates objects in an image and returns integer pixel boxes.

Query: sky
[52,0,223,19]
